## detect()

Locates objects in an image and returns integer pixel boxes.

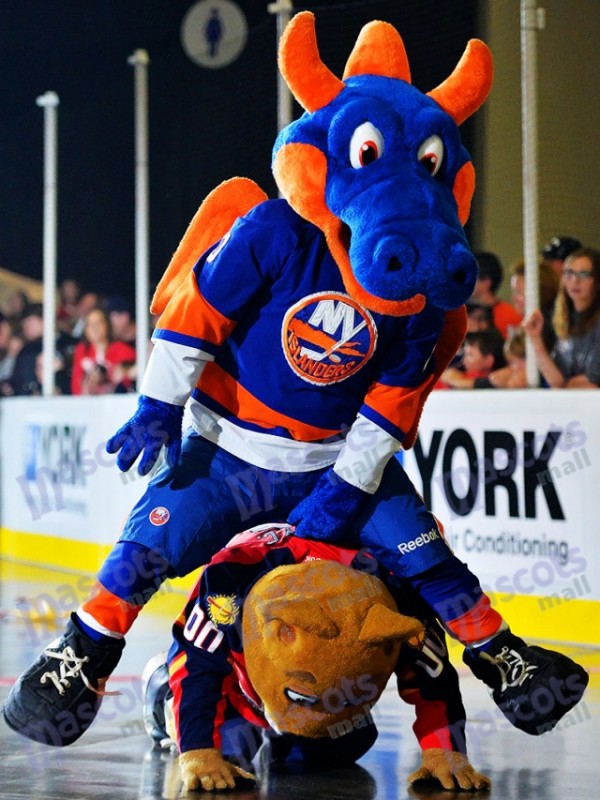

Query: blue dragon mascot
[3,13,587,790]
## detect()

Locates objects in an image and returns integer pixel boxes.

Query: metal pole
[520,1,545,387]
[128,49,150,384]
[267,0,294,133]
[36,91,59,398]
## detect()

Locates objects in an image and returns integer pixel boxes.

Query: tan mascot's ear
[359,604,423,644]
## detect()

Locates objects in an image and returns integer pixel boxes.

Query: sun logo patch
[207,595,240,626]
[282,292,377,384]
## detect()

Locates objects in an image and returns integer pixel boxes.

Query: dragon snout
[374,235,417,276]
[428,243,478,309]
[347,223,478,311]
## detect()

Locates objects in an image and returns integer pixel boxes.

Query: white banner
[402,390,600,603]
[0,395,145,547]
[1,392,599,608]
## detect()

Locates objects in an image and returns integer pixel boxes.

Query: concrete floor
[1,560,598,800]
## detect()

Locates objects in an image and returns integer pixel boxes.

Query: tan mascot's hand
[408,748,491,791]
[179,748,257,792]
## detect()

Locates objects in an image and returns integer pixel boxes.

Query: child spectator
[470,251,522,339]
[439,328,506,389]
[478,327,527,388]
[438,302,496,377]
[71,307,136,395]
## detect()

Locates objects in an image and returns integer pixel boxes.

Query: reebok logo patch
[397,528,440,555]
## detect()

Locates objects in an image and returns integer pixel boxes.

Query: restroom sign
[181,0,248,69]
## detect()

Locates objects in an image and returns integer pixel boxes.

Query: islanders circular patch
[149,506,170,526]
[282,292,376,385]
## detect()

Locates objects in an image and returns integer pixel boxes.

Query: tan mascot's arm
[396,620,491,791]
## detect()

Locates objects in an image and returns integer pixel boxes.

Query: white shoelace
[490,646,539,692]
[39,645,119,697]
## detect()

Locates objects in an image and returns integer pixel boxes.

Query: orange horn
[278,11,345,112]
[427,39,493,125]
[343,20,411,83]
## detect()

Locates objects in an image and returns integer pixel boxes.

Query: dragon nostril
[452,268,467,284]
[387,256,402,272]
[340,223,352,250]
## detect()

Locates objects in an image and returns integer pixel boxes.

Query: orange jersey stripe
[157,269,236,346]
[365,307,467,447]
[197,361,340,441]
[364,375,437,435]
[80,581,142,636]
[445,594,504,644]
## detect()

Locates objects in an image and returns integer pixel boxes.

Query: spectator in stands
[31,351,71,395]
[104,295,136,347]
[470,251,522,339]
[510,260,560,351]
[477,327,527,389]
[439,328,506,389]
[542,235,582,278]
[437,301,496,377]
[523,247,600,388]
[4,290,30,329]
[5,303,44,395]
[71,292,102,339]
[466,301,495,333]
[57,279,82,334]
[0,311,20,385]
[71,307,136,395]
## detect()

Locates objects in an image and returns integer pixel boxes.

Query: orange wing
[150,177,268,315]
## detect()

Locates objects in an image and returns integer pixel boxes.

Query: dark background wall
[0,0,477,303]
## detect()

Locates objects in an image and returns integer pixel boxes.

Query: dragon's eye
[350,122,384,168]
[284,688,320,706]
[417,135,444,176]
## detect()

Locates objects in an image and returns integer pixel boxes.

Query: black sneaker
[463,629,589,735]
[2,613,124,746]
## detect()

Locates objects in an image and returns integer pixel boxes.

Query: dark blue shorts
[119,429,452,578]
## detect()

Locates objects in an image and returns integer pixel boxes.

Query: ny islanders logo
[282,293,376,384]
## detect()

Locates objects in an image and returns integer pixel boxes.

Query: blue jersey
[141,200,465,491]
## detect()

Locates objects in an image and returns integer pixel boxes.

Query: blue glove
[106,395,184,475]
[288,469,369,543]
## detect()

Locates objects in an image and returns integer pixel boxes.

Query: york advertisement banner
[0,395,142,545]
[401,391,600,608]
[1,391,598,643]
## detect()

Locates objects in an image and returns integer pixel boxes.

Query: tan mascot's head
[242,560,422,738]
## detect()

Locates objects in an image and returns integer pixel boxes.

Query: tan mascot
[143,525,490,792]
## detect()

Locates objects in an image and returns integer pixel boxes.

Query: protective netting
[475,2,598,270]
